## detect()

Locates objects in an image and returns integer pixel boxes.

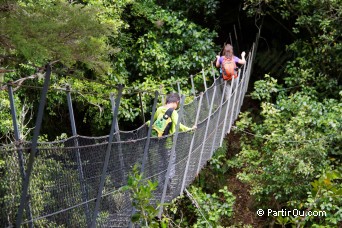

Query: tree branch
[0,61,59,91]
[1,72,40,91]
[78,92,104,116]
[0,69,15,73]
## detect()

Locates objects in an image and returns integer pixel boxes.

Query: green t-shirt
[146,106,192,136]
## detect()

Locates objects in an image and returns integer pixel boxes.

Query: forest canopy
[1,0,218,139]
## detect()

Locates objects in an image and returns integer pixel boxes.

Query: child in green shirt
[146,93,196,191]
[146,93,195,136]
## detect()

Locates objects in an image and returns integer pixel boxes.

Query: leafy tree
[189,185,235,227]
[244,0,342,96]
[229,1,342,226]
[1,0,116,71]
[290,169,342,227]
[156,0,220,26]
[235,77,341,201]
[0,91,14,143]
[1,0,219,138]
[123,164,167,228]
[117,1,218,100]
[1,0,127,139]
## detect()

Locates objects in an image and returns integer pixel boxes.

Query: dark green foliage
[0,141,87,226]
[1,0,219,138]
[1,0,114,70]
[231,0,342,226]
[163,145,236,227]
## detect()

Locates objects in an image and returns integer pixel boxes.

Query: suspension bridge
[1,34,258,227]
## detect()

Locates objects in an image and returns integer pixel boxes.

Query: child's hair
[223,44,234,58]
[166,93,180,104]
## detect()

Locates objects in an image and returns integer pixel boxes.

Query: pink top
[219,56,240,65]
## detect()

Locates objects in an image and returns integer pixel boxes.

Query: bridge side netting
[1,41,256,227]
[1,82,245,227]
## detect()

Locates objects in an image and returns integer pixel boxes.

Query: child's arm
[237,51,246,65]
[215,55,221,68]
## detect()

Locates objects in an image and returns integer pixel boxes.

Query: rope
[0,64,210,95]
[0,43,254,97]
[184,188,212,228]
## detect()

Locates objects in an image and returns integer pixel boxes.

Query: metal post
[246,49,253,93]
[239,68,247,111]
[177,81,181,95]
[190,75,196,97]
[196,85,217,175]
[161,94,165,105]
[8,84,26,179]
[211,66,216,82]
[180,93,203,193]
[245,35,257,90]
[241,53,249,94]
[254,32,260,62]
[233,45,254,133]
[202,69,210,106]
[158,94,186,218]
[66,86,77,137]
[228,74,239,134]
[214,77,221,102]
[176,81,186,125]
[8,85,34,228]
[91,85,123,228]
[243,52,251,95]
[190,74,199,125]
[16,64,51,227]
[229,33,233,45]
[244,44,255,94]
[159,92,166,105]
[128,91,159,228]
[234,24,240,54]
[110,93,120,137]
[140,91,159,173]
[238,50,251,115]
[210,81,227,156]
[234,70,244,120]
[220,78,234,147]
[159,85,165,105]
[66,85,91,227]
[202,69,208,91]
[110,93,126,193]
[138,92,145,124]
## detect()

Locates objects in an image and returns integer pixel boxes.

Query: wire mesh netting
[0,41,257,227]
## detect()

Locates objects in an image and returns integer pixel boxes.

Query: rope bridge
[1,37,258,227]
